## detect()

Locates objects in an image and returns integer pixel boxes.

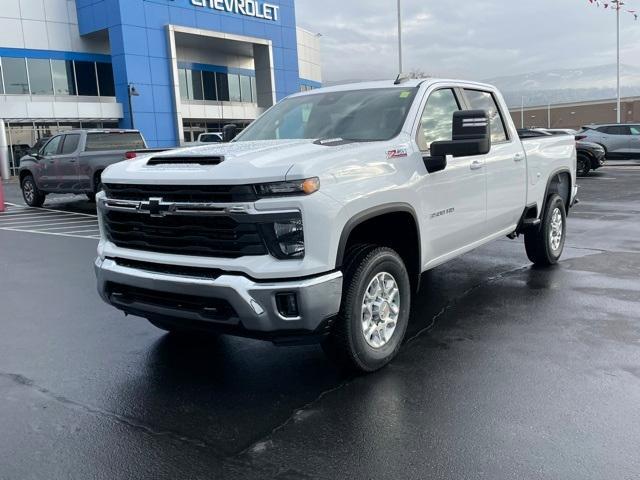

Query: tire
[322,246,411,373]
[21,175,46,207]
[147,317,219,338]
[87,172,103,202]
[524,193,567,266]
[576,154,591,177]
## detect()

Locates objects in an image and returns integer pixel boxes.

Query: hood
[101,138,389,186]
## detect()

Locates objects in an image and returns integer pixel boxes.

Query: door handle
[470,159,484,170]
[514,153,525,162]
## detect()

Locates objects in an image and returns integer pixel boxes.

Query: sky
[295,0,640,83]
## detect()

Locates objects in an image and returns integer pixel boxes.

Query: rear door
[39,135,64,190]
[415,87,487,261]
[462,88,526,234]
[57,134,81,190]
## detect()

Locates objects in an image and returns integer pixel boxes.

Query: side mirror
[222,124,238,142]
[424,110,492,173]
[32,152,41,160]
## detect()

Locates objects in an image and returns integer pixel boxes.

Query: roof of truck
[291,78,497,96]
[62,129,141,134]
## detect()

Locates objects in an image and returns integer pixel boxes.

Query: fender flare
[541,167,572,215]
[335,202,422,269]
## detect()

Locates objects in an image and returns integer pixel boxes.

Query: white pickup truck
[94,79,577,372]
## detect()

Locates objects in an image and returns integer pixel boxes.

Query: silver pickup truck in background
[18,129,168,207]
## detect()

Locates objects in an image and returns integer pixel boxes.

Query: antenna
[394,73,411,85]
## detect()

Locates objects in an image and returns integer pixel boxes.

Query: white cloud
[295,0,640,83]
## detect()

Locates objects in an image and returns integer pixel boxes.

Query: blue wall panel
[76,0,302,147]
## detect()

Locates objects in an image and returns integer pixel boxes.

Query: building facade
[509,97,640,131]
[0,0,321,177]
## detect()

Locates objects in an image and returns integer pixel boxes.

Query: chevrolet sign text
[190,0,280,21]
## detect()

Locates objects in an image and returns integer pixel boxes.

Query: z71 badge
[387,148,408,159]
[430,208,455,219]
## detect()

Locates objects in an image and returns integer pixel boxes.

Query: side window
[42,136,62,156]
[463,89,508,143]
[416,89,460,151]
[61,135,80,155]
[630,126,640,135]
[610,126,631,135]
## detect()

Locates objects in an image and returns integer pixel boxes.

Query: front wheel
[322,246,411,373]
[524,194,567,266]
[21,175,46,207]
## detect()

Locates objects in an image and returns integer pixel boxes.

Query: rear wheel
[524,194,567,266]
[576,153,591,176]
[322,246,411,373]
[87,172,103,202]
[21,175,46,207]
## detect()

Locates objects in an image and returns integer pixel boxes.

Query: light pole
[397,0,403,75]
[616,1,621,123]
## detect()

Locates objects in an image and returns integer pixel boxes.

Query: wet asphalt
[1,163,639,479]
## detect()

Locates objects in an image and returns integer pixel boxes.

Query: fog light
[276,292,299,318]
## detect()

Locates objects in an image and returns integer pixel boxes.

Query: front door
[39,135,63,190]
[415,87,487,265]
[463,88,526,233]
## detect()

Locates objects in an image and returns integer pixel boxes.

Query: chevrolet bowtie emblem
[138,197,177,217]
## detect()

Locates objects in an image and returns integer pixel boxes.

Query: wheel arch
[336,203,422,292]
[542,168,572,215]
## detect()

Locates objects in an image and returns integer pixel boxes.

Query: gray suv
[19,130,148,207]
[577,124,640,160]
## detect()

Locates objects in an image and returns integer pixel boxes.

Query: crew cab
[94,79,577,372]
[18,129,152,206]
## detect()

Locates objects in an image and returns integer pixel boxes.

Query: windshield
[235,87,418,143]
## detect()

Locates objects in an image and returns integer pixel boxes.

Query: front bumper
[95,257,343,343]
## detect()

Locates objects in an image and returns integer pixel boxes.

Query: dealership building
[0,0,321,177]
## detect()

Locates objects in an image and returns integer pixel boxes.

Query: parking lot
[1,164,640,479]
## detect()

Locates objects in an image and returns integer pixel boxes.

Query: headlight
[260,218,305,259]
[255,178,320,197]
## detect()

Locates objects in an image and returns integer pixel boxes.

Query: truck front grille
[103,183,258,203]
[102,210,268,258]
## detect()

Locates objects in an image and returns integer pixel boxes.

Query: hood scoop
[146,156,224,166]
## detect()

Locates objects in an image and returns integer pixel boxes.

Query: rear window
[84,132,145,152]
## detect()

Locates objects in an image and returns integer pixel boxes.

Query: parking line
[0,202,100,240]
[0,218,98,228]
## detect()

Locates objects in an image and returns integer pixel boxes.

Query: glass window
[85,132,146,151]
[61,134,81,154]
[51,60,76,95]
[27,59,53,95]
[190,70,203,100]
[178,69,189,100]
[202,71,217,101]
[236,88,418,142]
[0,61,4,94]
[630,126,640,135]
[607,125,631,135]
[2,57,29,94]
[228,74,241,102]
[240,75,252,103]
[96,62,115,97]
[416,89,460,151]
[464,89,508,143]
[216,73,229,101]
[42,135,63,156]
[74,61,98,96]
